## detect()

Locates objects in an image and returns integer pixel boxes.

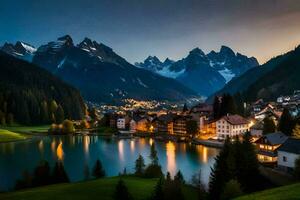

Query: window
[283,156,287,162]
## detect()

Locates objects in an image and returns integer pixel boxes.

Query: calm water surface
[0,136,219,191]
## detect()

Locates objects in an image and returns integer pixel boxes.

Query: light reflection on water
[0,136,219,191]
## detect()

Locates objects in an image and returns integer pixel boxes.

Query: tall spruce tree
[279,108,295,135]
[135,154,145,176]
[150,176,165,200]
[92,159,105,178]
[51,162,70,184]
[114,179,133,200]
[263,117,276,134]
[150,143,159,166]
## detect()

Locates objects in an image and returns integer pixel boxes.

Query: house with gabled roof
[277,138,300,172]
[216,114,250,139]
[254,132,288,163]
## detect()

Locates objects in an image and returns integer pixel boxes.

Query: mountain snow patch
[218,68,235,83]
[137,78,148,88]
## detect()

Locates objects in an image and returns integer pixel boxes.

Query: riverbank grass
[0,129,29,142]
[0,176,198,200]
[0,125,50,134]
[235,183,300,200]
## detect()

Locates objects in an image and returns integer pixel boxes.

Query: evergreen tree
[278,108,294,136]
[263,117,276,134]
[51,162,70,184]
[191,170,206,200]
[186,120,199,137]
[164,179,185,200]
[150,143,159,166]
[213,96,221,119]
[135,154,145,176]
[92,159,105,178]
[15,170,33,190]
[174,170,185,184]
[7,113,14,125]
[55,105,65,124]
[40,101,49,124]
[208,137,234,200]
[166,172,172,182]
[62,120,75,134]
[150,176,165,200]
[32,160,51,187]
[220,179,243,200]
[114,179,133,200]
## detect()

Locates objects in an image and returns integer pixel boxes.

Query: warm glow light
[56,141,64,161]
[130,140,135,153]
[149,138,154,146]
[83,136,90,155]
[118,140,124,161]
[166,141,176,176]
[149,125,154,132]
[202,146,208,163]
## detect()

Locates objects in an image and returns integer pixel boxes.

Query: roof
[157,113,176,123]
[264,132,288,145]
[220,114,249,125]
[278,138,300,154]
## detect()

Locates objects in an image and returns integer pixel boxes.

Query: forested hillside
[0,51,85,125]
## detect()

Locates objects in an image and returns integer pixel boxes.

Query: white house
[277,138,300,172]
[117,118,126,129]
[216,114,249,139]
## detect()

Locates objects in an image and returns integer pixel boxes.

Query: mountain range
[136,46,259,96]
[208,45,300,102]
[0,35,196,104]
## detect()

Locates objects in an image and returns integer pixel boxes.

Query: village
[94,91,300,177]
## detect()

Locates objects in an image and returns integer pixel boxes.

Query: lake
[0,136,219,191]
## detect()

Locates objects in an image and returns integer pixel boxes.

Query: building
[155,114,175,134]
[216,114,250,139]
[129,116,149,133]
[254,132,288,163]
[277,138,300,172]
[173,115,192,135]
[250,119,264,137]
[117,118,126,129]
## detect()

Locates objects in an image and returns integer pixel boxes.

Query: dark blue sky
[1,0,300,64]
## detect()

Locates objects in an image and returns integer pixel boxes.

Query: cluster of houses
[108,103,252,139]
[104,94,300,173]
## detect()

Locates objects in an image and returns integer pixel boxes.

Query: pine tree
[150,143,159,166]
[51,162,70,184]
[220,179,243,200]
[135,154,145,176]
[263,117,276,134]
[174,170,185,184]
[55,105,65,124]
[166,172,172,182]
[213,96,221,119]
[150,176,165,200]
[278,108,294,136]
[114,179,133,200]
[32,160,51,186]
[92,159,105,178]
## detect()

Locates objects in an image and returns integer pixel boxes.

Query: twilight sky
[1,0,300,64]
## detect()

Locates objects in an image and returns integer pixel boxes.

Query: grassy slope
[235,183,300,200]
[0,129,29,142]
[0,176,198,200]
[0,125,49,142]
[1,125,50,134]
